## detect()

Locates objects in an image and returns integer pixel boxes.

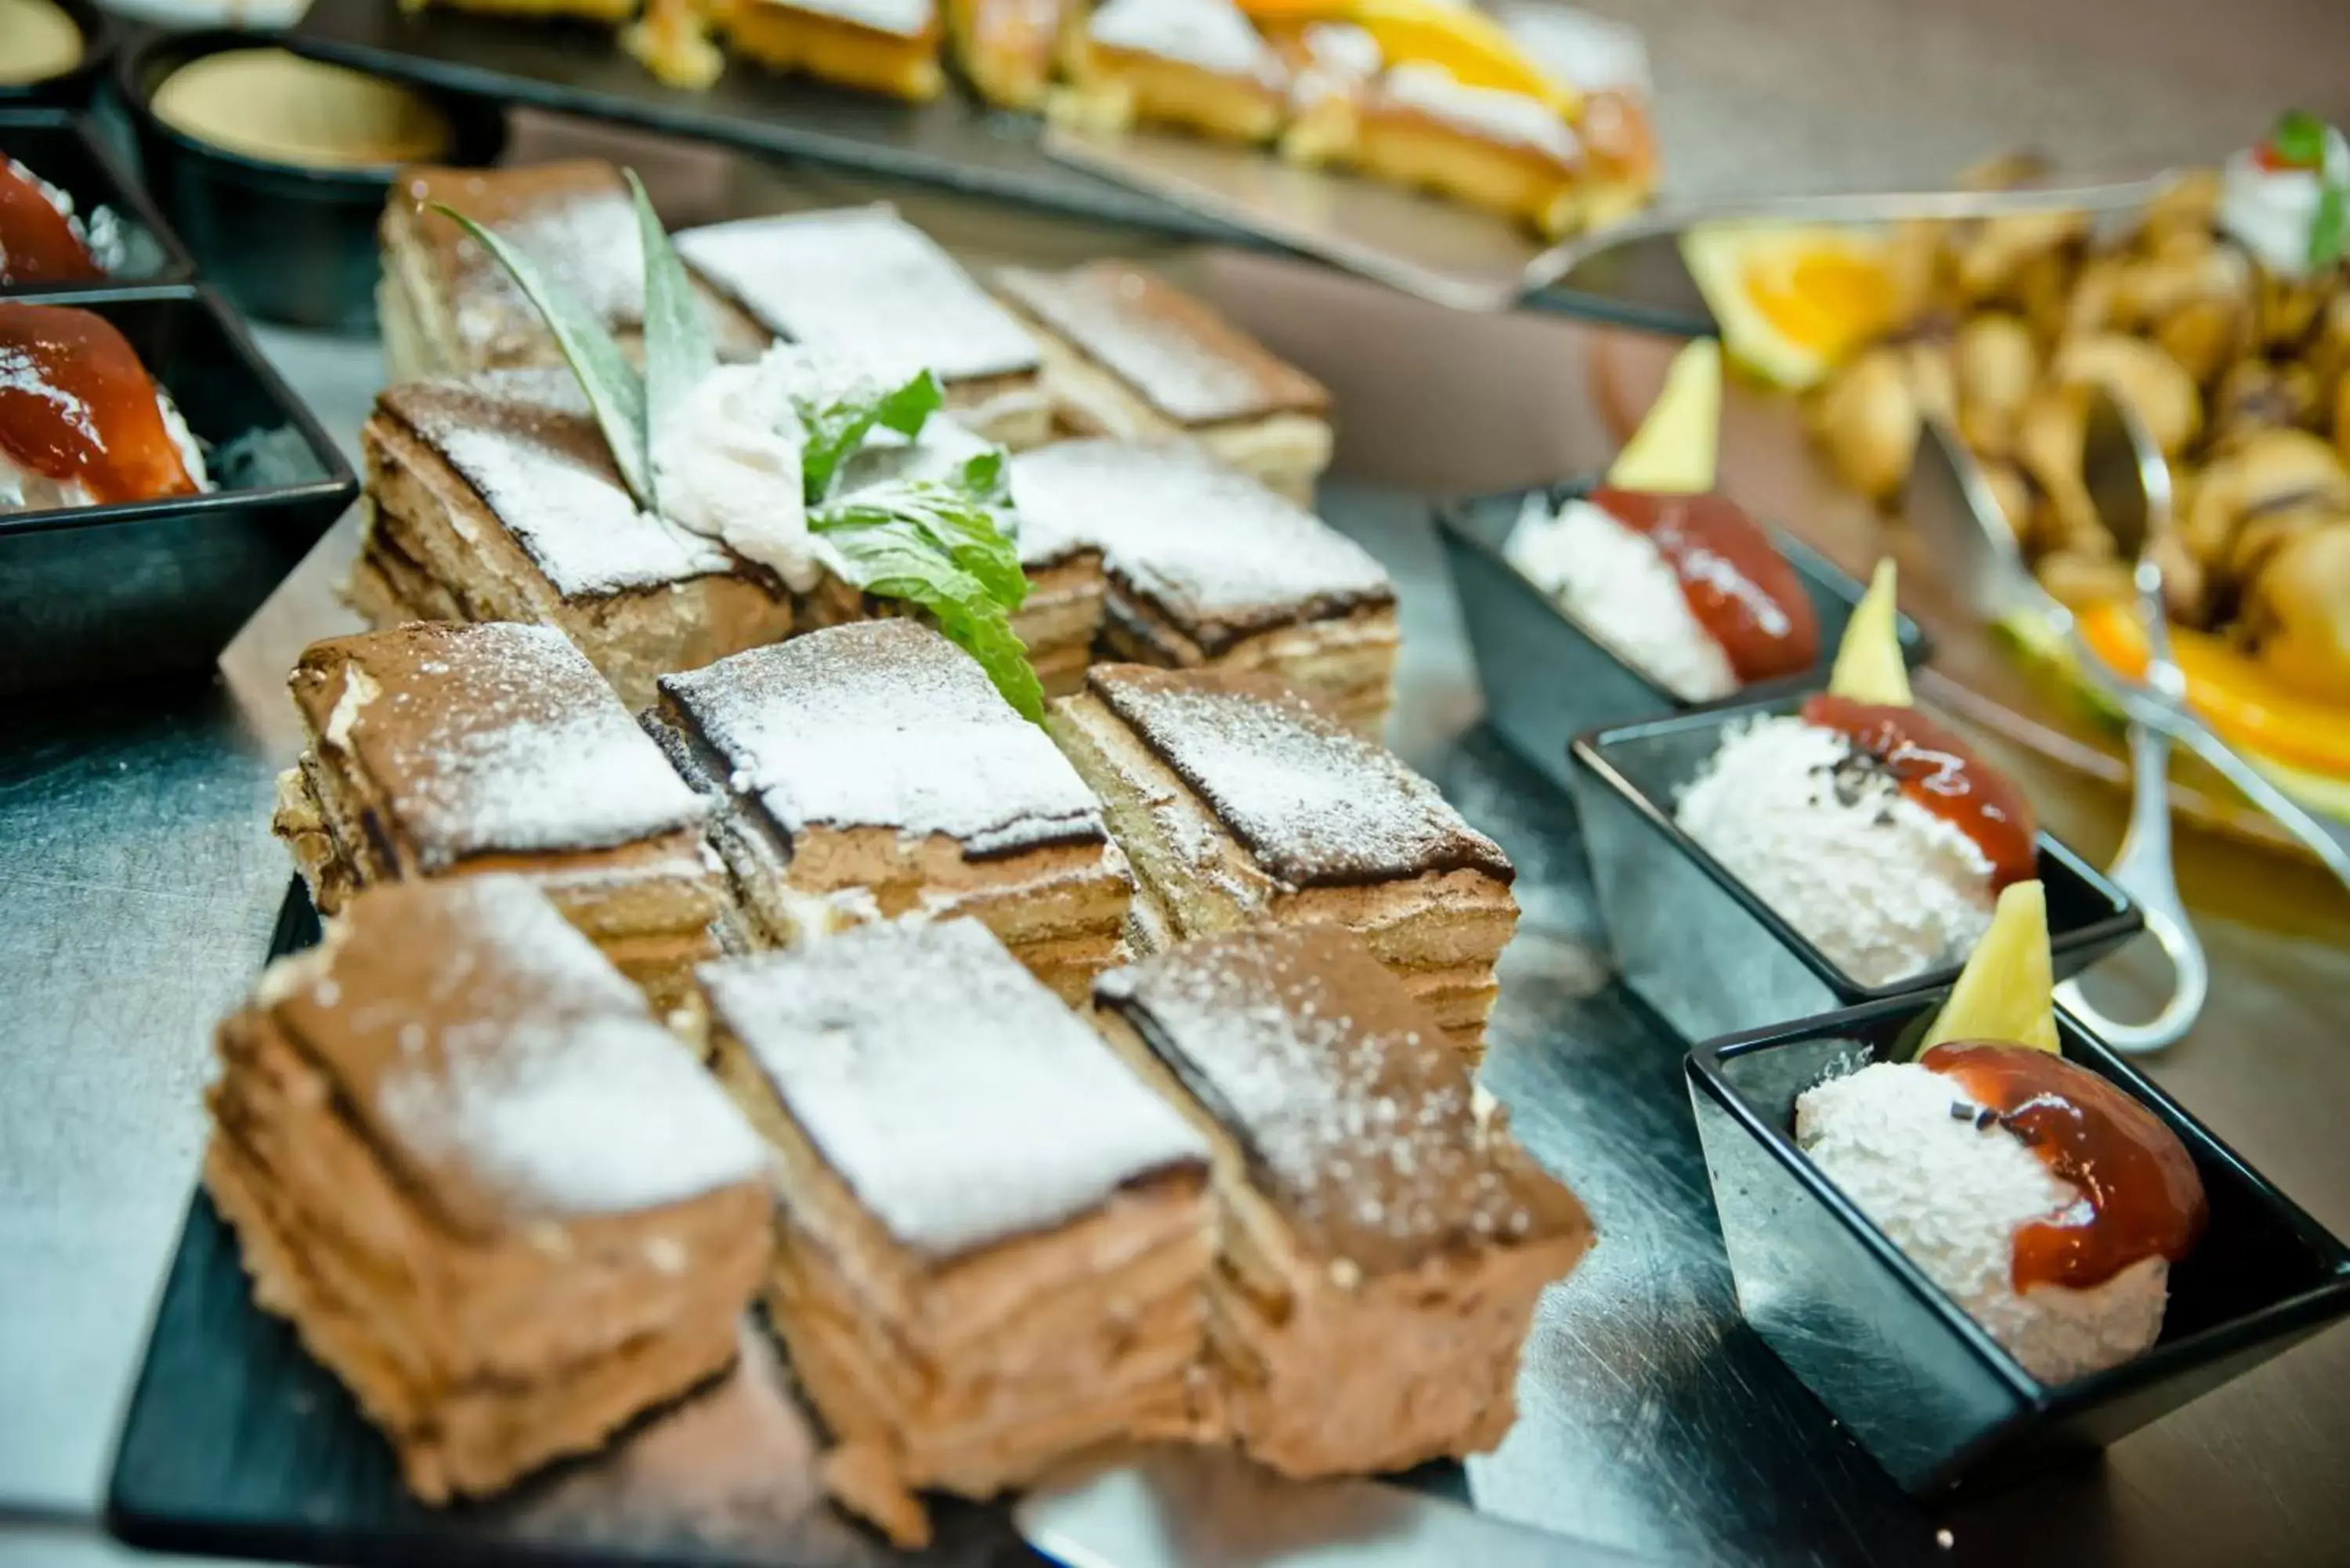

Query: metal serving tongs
[1904,389,2349,1049]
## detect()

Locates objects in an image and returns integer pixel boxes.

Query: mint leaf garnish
[2272,110,2329,170]
[811,465,1042,720]
[432,201,651,507]
[797,367,945,502]
[627,168,714,511]
[2313,182,2348,271]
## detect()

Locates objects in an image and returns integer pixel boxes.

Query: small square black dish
[0,284,356,695]
[1568,694,2138,1042]
[0,0,115,109]
[121,31,507,333]
[1,109,195,292]
[1437,481,1930,796]
[1686,997,2350,1496]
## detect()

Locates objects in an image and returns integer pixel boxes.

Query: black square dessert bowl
[1,109,195,293]
[1567,692,2139,1044]
[0,284,356,695]
[1686,995,2350,1496]
[1436,479,1931,795]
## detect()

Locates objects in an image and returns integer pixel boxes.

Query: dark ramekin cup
[1568,693,2140,1042]
[0,0,115,110]
[1687,995,2350,1496]
[0,109,195,293]
[0,284,356,695]
[118,31,507,333]
[1437,480,1931,796]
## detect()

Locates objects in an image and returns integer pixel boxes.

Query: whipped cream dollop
[2217,121,2348,279]
[1506,493,1734,700]
[0,385,212,514]
[649,345,821,591]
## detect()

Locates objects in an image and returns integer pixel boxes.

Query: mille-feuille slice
[698,917,1211,1547]
[1092,925,1593,1477]
[206,875,772,1503]
[1054,0,1289,145]
[992,262,1333,504]
[644,620,1133,1002]
[352,370,798,710]
[273,621,732,1011]
[1049,663,1517,1058]
[1009,439,1396,732]
[722,0,949,100]
[378,159,767,382]
[675,205,1049,447]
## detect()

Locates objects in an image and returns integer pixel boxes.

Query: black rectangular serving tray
[0,284,356,695]
[109,658,2278,1567]
[1689,997,2350,1496]
[287,0,1705,334]
[0,108,194,292]
[1438,480,1932,796]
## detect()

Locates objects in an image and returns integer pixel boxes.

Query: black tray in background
[0,108,194,292]
[287,0,1707,335]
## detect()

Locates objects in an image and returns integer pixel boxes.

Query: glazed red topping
[0,302,197,506]
[1801,693,2038,887]
[0,161,101,286]
[1924,1042,2207,1292]
[1591,485,1820,683]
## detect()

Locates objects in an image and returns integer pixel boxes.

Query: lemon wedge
[1828,558,1913,706]
[1921,880,2060,1055]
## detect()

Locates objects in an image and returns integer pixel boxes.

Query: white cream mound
[1674,715,1994,986]
[1506,494,1736,702]
[1796,1059,2169,1385]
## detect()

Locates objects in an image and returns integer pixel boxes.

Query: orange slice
[2076,600,2350,779]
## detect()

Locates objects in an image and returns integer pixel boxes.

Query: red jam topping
[0,161,101,286]
[1924,1042,2207,1292]
[0,302,197,506]
[1590,485,1820,683]
[1800,692,2038,886]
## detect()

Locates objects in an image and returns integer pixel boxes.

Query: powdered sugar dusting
[661,621,1104,857]
[996,265,1325,426]
[707,919,1204,1256]
[344,878,766,1221]
[445,180,646,357]
[1675,714,1996,986]
[789,0,935,38]
[1379,63,1580,168]
[389,374,733,598]
[1090,667,1509,888]
[1097,927,1579,1272]
[1010,440,1390,632]
[306,623,707,869]
[1505,495,1735,701]
[1088,0,1287,87]
[678,208,1040,385]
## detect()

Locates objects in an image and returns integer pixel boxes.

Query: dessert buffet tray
[107,482,2198,1568]
[285,1,1705,333]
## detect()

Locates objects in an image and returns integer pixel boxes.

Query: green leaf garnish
[797,368,946,502]
[2312,182,2348,271]
[810,465,1041,720]
[2271,110,2329,170]
[432,201,651,507]
[627,168,714,508]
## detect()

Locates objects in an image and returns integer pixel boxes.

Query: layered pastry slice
[206,875,772,1503]
[1093,925,1593,1476]
[645,620,1133,1001]
[676,205,1048,446]
[725,0,949,100]
[699,918,1211,1546]
[942,0,1069,108]
[352,370,797,709]
[378,159,765,382]
[1010,439,1397,731]
[273,621,731,1011]
[1056,0,1289,144]
[1050,664,1517,1057]
[993,262,1334,504]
